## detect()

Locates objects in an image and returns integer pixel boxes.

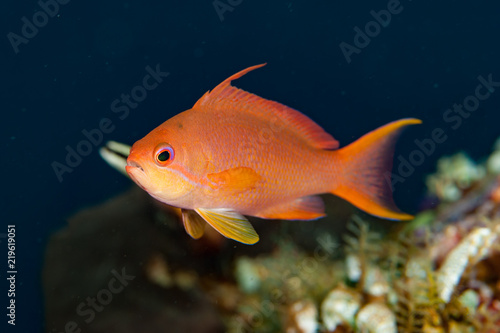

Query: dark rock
[43,187,224,333]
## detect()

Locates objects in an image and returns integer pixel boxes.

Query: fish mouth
[126,160,144,173]
[125,160,148,191]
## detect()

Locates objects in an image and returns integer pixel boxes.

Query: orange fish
[126,64,420,244]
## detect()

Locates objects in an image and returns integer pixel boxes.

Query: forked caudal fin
[331,118,421,220]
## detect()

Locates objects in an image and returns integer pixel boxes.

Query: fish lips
[126,160,144,172]
[125,160,148,190]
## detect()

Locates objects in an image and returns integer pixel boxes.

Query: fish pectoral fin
[195,208,259,244]
[256,196,326,220]
[207,167,261,191]
[181,209,206,239]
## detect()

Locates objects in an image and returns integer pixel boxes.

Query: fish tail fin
[330,118,421,220]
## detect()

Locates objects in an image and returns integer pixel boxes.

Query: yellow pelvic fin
[195,208,259,244]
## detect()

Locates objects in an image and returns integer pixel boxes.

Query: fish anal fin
[181,209,205,239]
[193,64,339,150]
[195,208,259,244]
[256,196,326,220]
[207,167,261,191]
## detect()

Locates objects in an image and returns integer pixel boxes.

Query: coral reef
[426,152,485,202]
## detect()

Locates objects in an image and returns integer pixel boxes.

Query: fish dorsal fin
[195,208,259,244]
[181,209,205,239]
[192,64,339,150]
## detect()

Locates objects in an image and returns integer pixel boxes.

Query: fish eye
[154,143,174,166]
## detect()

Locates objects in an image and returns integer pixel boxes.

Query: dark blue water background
[1,0,500,331]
